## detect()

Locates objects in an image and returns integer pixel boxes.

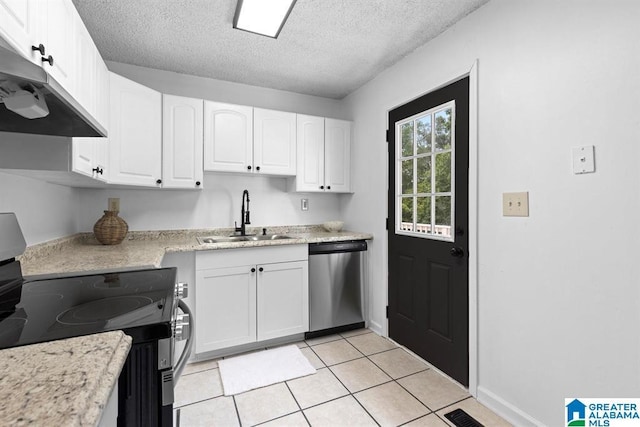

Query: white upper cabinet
[73,15,96,117]
[162,94,204,189]
[204,101,253,173]
[295,115,351,193]
[204,104,296,176]
[0,0,38,61]
[40,0,76,95]
[324,118,351,192]
[71,138,97,178]
[295,114,325,192]
[94,56,110,134]
[108,72,162,187]
[253,108,296,176]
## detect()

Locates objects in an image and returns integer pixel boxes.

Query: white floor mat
[218,345,316,396]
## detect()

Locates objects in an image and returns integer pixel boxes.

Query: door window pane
[435,152,451,193]
[396,100,455,241]
[401,197,413,231]
[434,109,451,150]
[401,160,414,194]
[401,122,414,157]
[416,197,431,234]
[416,115,432,154]
[435,196,452,237]
[417,156,432,194]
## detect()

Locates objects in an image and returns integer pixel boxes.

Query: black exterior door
[388,77,469,386]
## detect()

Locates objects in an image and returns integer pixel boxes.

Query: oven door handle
[173,299,194,383]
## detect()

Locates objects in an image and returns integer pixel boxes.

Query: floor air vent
[444,408,484,427]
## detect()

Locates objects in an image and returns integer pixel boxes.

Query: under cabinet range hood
[0,46,107,138]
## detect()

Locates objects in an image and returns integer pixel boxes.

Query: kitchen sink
[197,235,295,244]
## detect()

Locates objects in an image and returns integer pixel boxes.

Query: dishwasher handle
[309,240,367,255]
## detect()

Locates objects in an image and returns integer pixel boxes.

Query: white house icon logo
[567,399,586,426]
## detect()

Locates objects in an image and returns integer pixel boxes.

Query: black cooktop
[0,263,176,349]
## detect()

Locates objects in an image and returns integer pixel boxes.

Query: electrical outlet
[108,198,120,212]
[301,198,309,211]
[502,192,529,217]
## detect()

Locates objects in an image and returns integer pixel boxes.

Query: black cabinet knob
[41,55,54,66]
[195,181,201,186]
[247,165,252,170]
[156,179,162,184]
[251,268,256,273]
[256,166,260,171]
[327,186,331,190]
[92,167,103,175]
[32,44,45,55]
[258,267,264,272]
[320,185,324,189]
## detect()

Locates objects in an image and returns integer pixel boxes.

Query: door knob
[450,247,464,258]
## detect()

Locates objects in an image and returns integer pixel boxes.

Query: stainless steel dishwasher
[306,240,367,339]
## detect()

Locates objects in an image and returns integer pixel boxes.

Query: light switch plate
[572,145,595,174]
[503,192,529,217]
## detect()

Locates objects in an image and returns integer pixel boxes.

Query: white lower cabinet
[194,245,308,354]
[196,265,257,351]
[256,261,308,341]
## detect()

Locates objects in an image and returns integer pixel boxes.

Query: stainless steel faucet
[235,189,251,236]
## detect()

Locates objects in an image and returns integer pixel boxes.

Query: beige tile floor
[175,329,511,427]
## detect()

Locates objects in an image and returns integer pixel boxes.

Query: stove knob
[175,282,188,299]
[175,313,190,341]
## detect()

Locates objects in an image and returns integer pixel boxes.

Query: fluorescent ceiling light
[233,0,297,38]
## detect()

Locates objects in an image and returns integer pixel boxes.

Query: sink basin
[197,235,295,244]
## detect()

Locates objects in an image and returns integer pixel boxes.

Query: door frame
[384,60,479,396]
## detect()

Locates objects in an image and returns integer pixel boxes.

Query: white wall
[0,170,78,245]
[106,61,347,119]
[0,131,79,245]
[342,0,640,425]
[76,61,348,231]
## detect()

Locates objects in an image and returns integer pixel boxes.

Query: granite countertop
[19,224,373,276]
[0,331,131,426]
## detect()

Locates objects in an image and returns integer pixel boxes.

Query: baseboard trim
[476,386,544,427]
[368,319,384,335]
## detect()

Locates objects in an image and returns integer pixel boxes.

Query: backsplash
[77,174,345,232]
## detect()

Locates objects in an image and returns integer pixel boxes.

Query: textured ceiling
[72,0,489,99]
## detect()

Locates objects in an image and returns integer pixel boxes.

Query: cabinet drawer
[196,244,308,270]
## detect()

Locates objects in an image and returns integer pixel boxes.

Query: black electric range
[0,213,192,426]
[0,263,177,349]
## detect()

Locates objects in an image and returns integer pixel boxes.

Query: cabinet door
[203,101,253,173]
[295,114,325,192]
[257,261,309,341]
[195,266,257,353]
[254,108,296,176]
[42,0,76,95]
[162,95,204,189]
[73,16,96,118]
[94,57,110,131]
[71,138,96,178]
[0,0,38,61]
[108,72,162,187]
[325,118,351,193]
